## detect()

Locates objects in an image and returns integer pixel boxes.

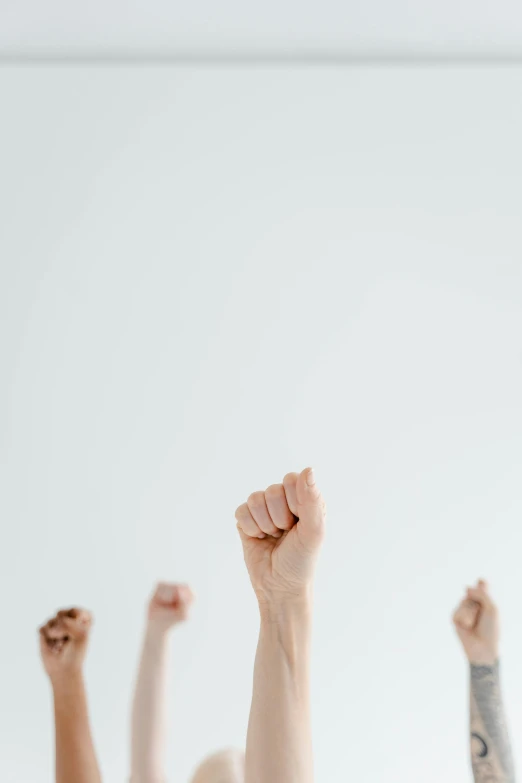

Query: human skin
[129,582,194,783]
[235,466,326,783]
[188,748,245,783]
[39,607,102,783]
[452,579,516,783]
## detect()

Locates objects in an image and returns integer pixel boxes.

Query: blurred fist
[39,607,92,681]
[235,467,326,605]
[147,582,195,634]
[452,579,499,665]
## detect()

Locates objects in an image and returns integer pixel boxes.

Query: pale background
[1,66,522,783]
[3,0,522,58]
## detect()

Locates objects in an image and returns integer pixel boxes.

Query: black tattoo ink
[470,660,516,783]
[471,732,489,758]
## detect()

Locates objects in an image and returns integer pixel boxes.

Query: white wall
[3,0,522,56]
[1,65,522,783]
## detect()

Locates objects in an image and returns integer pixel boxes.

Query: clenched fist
[39,607,92,681]
[147,582,195,635]
[235,467,326,605]
[452,579,499,665]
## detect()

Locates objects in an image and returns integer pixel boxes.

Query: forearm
[130,627,169,783]
[469,659,516,783]
[245,598,314,783]
[52,674,102,783]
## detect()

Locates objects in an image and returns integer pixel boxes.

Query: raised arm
[39,607,102,783]
[235,466,326,783]
[453,579,516,783]
[130,582,194,783]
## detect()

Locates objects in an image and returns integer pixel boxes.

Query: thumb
[467,585,495,614]
[295,467,326,542]
[452,601,477,631]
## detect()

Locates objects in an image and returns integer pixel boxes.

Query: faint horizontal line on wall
[2,50,522,65]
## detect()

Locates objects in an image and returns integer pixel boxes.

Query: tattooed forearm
[469,660,516,783]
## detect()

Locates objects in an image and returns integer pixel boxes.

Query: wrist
[469,654,499,667]
[50,669,85,696]
[465,643,498,667]
[258,595,313,678]
[143,620,173,651]
[258,592,313,626]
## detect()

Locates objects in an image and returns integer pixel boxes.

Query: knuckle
[265,483,283,499]
[247,491,264,508]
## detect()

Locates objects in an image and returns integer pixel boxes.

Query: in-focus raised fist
[39,607,92,681]
[235,467,326,606]
[452,579,499,665]
[147,582,195,634]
